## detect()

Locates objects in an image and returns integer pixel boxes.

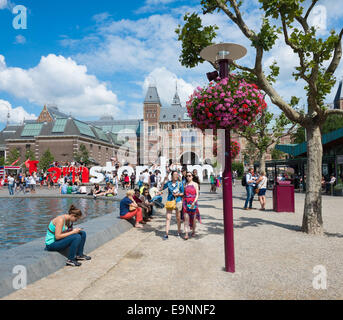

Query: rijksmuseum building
[0,85,245,168]
[5,80,343,169]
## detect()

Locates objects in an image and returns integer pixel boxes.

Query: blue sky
[0,0,342,130]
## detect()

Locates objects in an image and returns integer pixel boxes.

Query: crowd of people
[43,167,203,267]
[3,172,40,195]
[119,167,202,241]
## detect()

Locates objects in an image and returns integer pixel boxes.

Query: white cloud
[135,0,177,14]
[0,99,36,124]
[0,54,124,118]
[143,67,196,106]
[72,6,262,80]
[320,0,343,21]
[92,12,112,23]
[66,2,342,115]
[0,0,7,10]
[14,35,26,44]
[74,14,182,75]
[308,5,327,35]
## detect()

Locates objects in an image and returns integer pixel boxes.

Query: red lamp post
[200,43,247,273]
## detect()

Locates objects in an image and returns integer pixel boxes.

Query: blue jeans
[244,185,255,209]
[152,195,162,203]
[8,184,14,195]
[151,195,164,209]
[46,231,86,260]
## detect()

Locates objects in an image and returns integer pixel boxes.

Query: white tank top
[258,176,268,189]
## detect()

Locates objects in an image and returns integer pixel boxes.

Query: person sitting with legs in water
[45,205,91,267]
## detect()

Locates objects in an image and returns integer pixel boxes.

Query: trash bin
[273,181,295,213]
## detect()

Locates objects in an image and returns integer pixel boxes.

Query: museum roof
[144,86,161,104]
[1,118,124,147]
[159,107,191,123]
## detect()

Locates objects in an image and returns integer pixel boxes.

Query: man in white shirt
[8,174,15,196]
[243,168,257,210]
[142,170,150,185]
[29,174,36,193]
[79,184,87,194]
[326,175,336,194]
[155,171,162,189]
[138,172,145,189]
[149,183,164,209]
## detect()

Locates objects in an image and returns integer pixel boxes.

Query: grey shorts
[176,202,182,211]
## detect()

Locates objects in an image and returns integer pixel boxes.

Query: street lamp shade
[200,43,247,64]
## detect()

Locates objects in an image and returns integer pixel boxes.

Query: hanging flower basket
[213,140,240,159]
[186,75,267,131]
[230,140,240,159]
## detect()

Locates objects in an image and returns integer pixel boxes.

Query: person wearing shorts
[161,171,184,239]
[256,171,268,211]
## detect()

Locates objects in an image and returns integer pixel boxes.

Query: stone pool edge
[0,211,133,299]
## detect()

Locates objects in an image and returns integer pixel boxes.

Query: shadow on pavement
[324,232,343,238]
[234,217,302,232]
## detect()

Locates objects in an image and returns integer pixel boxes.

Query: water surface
[0,198,119,251]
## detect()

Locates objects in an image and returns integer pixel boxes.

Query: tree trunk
[302,124,324,235]
[259,152,266,173]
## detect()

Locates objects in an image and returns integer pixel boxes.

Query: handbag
[186,203,197,213]
[165,200,176,210]
[255,188,260,194]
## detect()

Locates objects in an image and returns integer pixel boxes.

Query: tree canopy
[39,149,54,172]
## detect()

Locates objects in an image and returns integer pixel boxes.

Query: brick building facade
[1,106,131,166]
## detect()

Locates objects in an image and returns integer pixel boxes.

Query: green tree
[74,144,91,167]
[242,141,260,166]
[238,109,296,172]
[321,114,343,134]
[6,148,20,165]
[0,156,5,166]
[292,114,343,144]
[292,125,306,144]
[271,148,287,160]
[176,0,343,235]
[39,149,54,172]
[232,161,244,177]
[24,149,36,161]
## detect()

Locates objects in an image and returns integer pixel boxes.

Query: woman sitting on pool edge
[45,205,91,267]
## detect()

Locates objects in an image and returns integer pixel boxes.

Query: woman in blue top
[45,205,91,267]
[161,170,184,239]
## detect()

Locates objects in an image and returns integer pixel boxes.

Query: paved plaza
[1,184,343,300]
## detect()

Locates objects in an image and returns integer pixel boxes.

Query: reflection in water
[0,198,119,251]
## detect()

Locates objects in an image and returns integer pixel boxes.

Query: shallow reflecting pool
[0,198,119,251]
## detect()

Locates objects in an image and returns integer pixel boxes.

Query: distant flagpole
[10,159,20,166]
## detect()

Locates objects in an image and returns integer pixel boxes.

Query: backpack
[241,174,247,186]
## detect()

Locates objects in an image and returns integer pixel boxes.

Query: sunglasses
[186,175,193,177]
